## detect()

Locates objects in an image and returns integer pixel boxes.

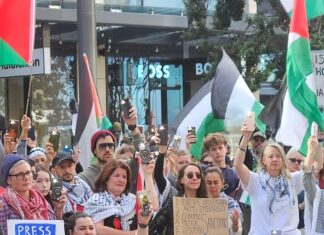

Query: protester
[52,152,92,213]
[33,165,54,208]
[199,152,214,173]
[204,166,242,234]
[28,147,47,167]
[151,137,207,235]
[78,130,116,191]
[0,154,66,234]
[286,148,305,233]
[64,212,97,235]
[234,121,304,234]
[203,133,239,196]
[85,159,158,234]
[302,135,324,235]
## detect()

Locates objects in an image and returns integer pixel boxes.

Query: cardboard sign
[7,220,64,235]
[173,197,228,235]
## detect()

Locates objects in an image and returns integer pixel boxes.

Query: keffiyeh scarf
[4,187,49,220]
[258,169,295,214]
[85,191,136,230]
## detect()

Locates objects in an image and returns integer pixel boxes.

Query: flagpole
[25,65,33,115]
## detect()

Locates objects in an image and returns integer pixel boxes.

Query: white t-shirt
[243,171,304,235]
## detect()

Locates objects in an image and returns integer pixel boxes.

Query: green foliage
[183,0,323,91]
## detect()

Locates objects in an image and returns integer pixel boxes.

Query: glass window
[31,56,75,148]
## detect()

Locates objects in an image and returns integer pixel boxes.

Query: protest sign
[7,220,64,235]
[173,197,228,235]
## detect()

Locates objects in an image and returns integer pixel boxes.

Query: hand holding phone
[49,131,60,152]
[246,111,255,132]
[187,126,196,144]
[311,122,318,138]
[140,147,152,164]
[137,190,151,216]
[158,124,168,146]
[121,98,132,118]
[50,177,62,201]
[8,120,19,141]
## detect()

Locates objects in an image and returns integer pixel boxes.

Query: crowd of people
[0,107,323,235]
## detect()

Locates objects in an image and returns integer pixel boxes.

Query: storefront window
[0,79,6,116]
[31,56,75,148]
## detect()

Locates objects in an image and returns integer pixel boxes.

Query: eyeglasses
[201,161,214,166]
[186,172,202,179]
[98,142,115,151]
[8,171,33,180]
[289,158,303,164]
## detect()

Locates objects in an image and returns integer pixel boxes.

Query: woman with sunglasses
[204,167,242,234]
[0,154,66,234]
[151,136,206,235]
[234,121,306,235]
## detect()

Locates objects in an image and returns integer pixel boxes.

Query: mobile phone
[158,124,168,145]
[311,122,318,138]
[50,177,62,201]
[169,135,182,150]
[28,126,36,141]
[120,98,132,118]
[49,131,60,152]
[140,148,152,164]
[187,126,196,135]
[246,111,255,131]
[8,119,19,141]
[137,190,151,216]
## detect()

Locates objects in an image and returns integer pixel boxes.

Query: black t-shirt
[221,167,240,196]
[104,214,137,231]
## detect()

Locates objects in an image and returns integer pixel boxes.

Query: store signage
[0,48,51,78]
[183,58,211,81]
[138,64,170,79]
[312,50,324,107]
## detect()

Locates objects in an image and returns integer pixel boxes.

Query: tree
[183,0,323,91]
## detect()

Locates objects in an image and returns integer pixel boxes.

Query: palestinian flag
[0,0,36,65]
[74,54,112,168]
[172,49,266,159]
[276,0,324,156]
[170,79,217,154]
[280,0,324,20]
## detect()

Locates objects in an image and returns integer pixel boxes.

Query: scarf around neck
[258,169,294,214]
[4,187,49,220]
[85,191,136,230]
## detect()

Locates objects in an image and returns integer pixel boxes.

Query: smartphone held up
[8,119,19,141]
[120,98,132,118]
[158,124,168,145]
[245,111,255,131]
[49,130,60,152]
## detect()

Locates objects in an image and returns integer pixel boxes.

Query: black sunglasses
[186,172,202,179]
[289,158,303,164]
[201,161,214,166]
[98,142,115,150]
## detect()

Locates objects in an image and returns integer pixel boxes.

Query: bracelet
[138,223,148,228]
[239,146,246,152]
[128,124,137,131]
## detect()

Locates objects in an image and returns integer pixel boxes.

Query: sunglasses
[98,142,115,150]
[186,172,202,179]
[201,161,214,166]
[288,158,303,164]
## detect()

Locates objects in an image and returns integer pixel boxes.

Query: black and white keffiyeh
[258,169,295,214]
[84,190,136,230]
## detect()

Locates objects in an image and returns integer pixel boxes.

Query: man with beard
[78,130,116,191]
[52,152,92,213]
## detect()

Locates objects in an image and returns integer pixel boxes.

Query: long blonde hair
[259,141,291,179]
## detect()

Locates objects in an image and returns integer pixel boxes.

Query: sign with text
[0,48,51,78]
[312,50,324,107]
[173,197,228,235]
[8,220,64,235]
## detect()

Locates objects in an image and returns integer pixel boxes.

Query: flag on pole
[74,54,112,168]
[0,0,36,65]
[276,0,324,156]
[280,0,324,20]
[259,76,287,137]
[172,49,266,159]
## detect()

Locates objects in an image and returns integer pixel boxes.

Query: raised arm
[234,121,253,187]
